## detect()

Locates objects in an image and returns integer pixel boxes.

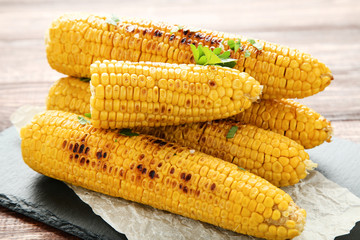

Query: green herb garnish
[228,39,243,52]
[247,39,256,45]
[119,128,139,137]
[105,14,120,26]
[238,166,246,171]
[190,44,237,68]
[78,116,91,125]
[79,77,91,82]
[247,38,263,51]
[170,25,184,33]
[244,50,251,58]
[226,126,238,139]
[84,113,91,118]
[114,139,118,142]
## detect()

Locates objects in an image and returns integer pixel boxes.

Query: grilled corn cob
[46,77,331,148]
[47,77,91,115]
[45,78,315,187]
[137,120,315,187]
[46,13,333,99]
[21,110,306,239]
[233,99,332,149]
[89,60,261,129]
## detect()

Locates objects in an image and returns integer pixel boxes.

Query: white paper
[11,106,360,240]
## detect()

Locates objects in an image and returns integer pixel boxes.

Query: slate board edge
[0,193,107,240]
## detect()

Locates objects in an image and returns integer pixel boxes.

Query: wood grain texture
[0,206,80,239]
[0,0,359,239]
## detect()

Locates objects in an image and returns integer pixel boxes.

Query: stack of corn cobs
[20,13,334,239]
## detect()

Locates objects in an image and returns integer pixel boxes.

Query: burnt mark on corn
[73,143,79,153]
[185,174,192,182]
[157,162,163,168]
[86,159,90,166]
[139,153,145,160]
[119,169,124,177]
[62,140,67,149]
[181,37,186,44]
[161,105,166,114]
[75,154,79,160]
[205,35,211,42]
[170,167,175,174]
[209,80,216,87]
[103,152,107,158]
[103,163,107,171]
[211,37,217,45]
[142,168,147,174]
[69,154,73,161]
[153,139,167,146]
[154,29,163,37]
[210,183,216,191]
[180,173,186,180]
[183,29,189,36]
[96,150,102,159]
[137,164,143,171]
[196,190,201,197]
[69,143,73,151]
[85,147,90,155]
[169,34,175,41]
[179,183,183,189]
[183,186,188,193]
[80,157,86,166]
[79,144,85,154]
[149,170,156,179]
[80,134,87,142]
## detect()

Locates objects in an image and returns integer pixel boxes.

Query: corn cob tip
[304,159,318,172]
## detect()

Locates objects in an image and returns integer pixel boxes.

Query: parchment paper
[12,106,360,240]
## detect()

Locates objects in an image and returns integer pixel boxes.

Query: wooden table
[0,0,359,238]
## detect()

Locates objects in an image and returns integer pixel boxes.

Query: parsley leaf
[79,77,91,82]
[253,42,263,51]
[244,50,251,58]
[105,14,120,26]
[238,166,246,171]
[228,40,235,49]
[247,39,256,45]
[190,44,237,68]
[84,113,91,118]
[114,139,118,142]
[228,39,242,52]
[78,116,91,125]
[247,38,263,51]
[226,126,238,139]
[119,128,139,137]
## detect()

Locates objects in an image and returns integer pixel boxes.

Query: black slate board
[0,126,359,239]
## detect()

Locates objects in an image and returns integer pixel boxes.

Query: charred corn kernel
[90,60,261,128]
[136,119,315,187]
[46,13,332,99]
[233,98,332,149]
[21,110,306,240]
[46,77,91,114]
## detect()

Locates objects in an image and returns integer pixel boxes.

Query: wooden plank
[0,206,79,240]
